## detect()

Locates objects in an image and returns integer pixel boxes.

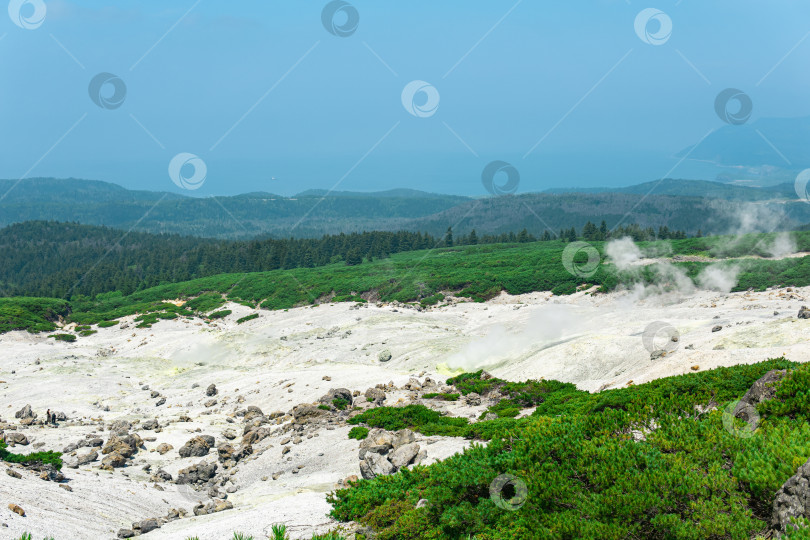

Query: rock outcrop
[358,428,422,479]
[772,456,810,533]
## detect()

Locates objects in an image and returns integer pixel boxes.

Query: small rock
[5,469,21,479]
[206,384,218,397]
[712,325,722,332]
[156,443,173,455]
[378,349,392,363]
[8,504,24,517]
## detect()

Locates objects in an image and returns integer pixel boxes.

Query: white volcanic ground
[0,285,809,539]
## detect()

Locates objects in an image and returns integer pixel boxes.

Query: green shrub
[422,392,460,401]
[332,398,349,411]
[0,297,70,333]
[318,404,331,411]
[329,358,803,539]
[236,313,260,324]
[348,427,369,440]
[0,440,62,470]
[209,309,232,320]
[348,404,469,436]
[48,333,76,343]
[97,320,118,328]
[183,292,226,313]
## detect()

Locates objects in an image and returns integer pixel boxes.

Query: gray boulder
[108,419,131,435]
[176,461,218,485]
[772,456,810,533]
[178,436,214,458]
[798,306,810,319]
[206,384,218,397]
[3,433,29,446]
[741,370,787,406]
[389,442,420,469]
[14,405,35,420]
[360,452,395,479]
[319,388,353,407]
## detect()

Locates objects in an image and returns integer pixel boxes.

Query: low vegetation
[331,358,810,538]
[0,440,62,470]
[2,230,809,335]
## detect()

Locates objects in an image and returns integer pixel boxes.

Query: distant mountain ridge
[1,177,807,239]
[677,115,810,172]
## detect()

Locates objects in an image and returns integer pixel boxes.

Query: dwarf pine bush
[330,358,807,539]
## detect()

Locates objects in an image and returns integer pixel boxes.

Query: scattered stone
[798,306,810,319]
[5,469,20,479]
[691,365,700,371]
[117,530,135,539]
[142,419,159,430]
[156,443,173,455]
[176,461,218,485]
[206,384,218,397]
[712,325,722,332]
[133,518,160,534]
[378,349,392,362]
[322,375,332,381]
[292,404,327,425]
[179,436,215,458]
[204,399,218,408]
[464,393,481,406]
[65,449,98,469]
[59,484,72,492]
[8,504,25,517]
[101,451,127,470]
[108,419,131,436]
[3,433,29,446]
[14,405,34,420]
[365,387,386,403]
[155,397,166,407]
[102,433,143,459]
[416,499,429,508]
[319,388,353,407]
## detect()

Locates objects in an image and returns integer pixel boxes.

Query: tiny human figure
[46,409,51,425]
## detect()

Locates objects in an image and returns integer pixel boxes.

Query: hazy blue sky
[3,0,810,196]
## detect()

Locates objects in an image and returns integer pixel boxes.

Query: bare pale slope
[0,286,808,538]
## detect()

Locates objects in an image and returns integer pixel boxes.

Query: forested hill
[0,220,692,300]
[0,222,441,298]
[2,178,808,239]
